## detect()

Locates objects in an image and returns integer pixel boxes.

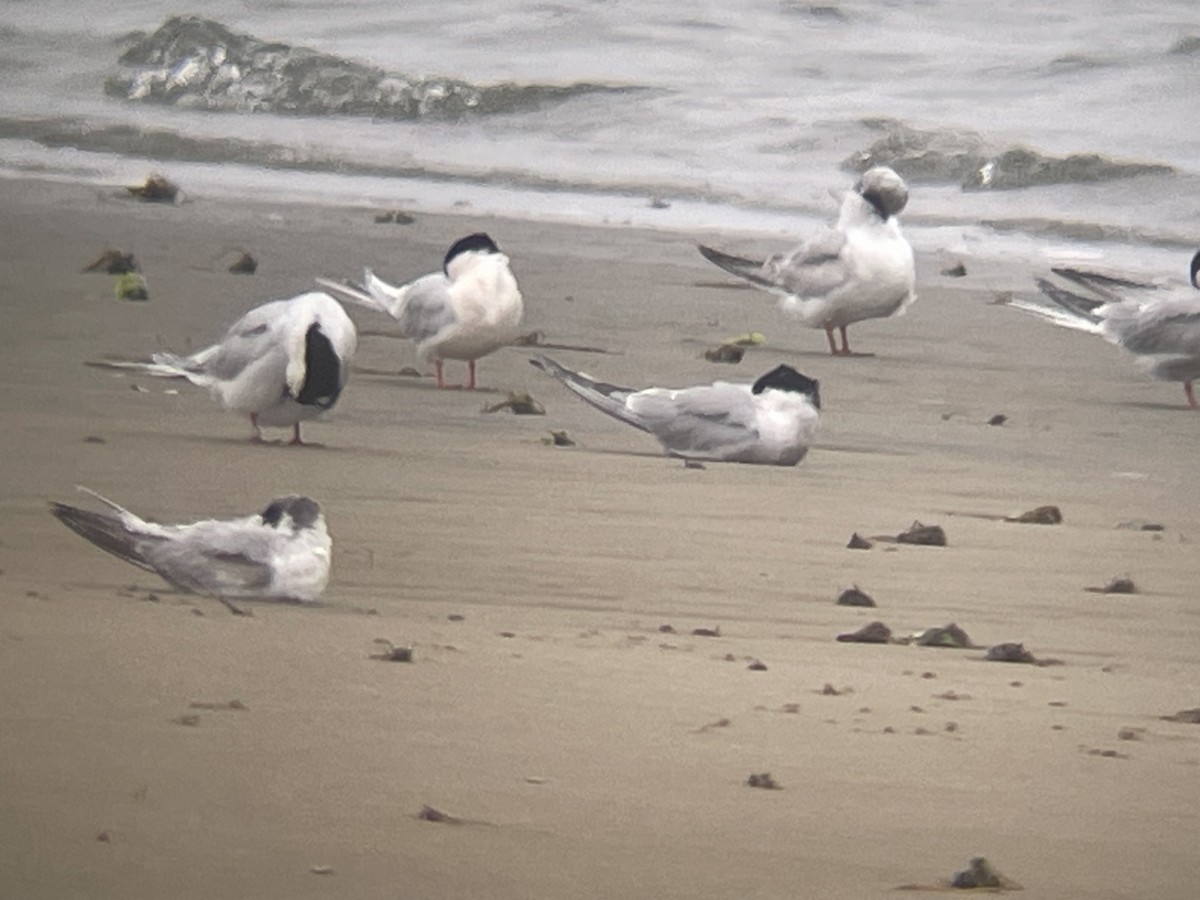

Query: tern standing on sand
[698,166,916,356]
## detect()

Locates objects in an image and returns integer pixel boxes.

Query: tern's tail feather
[49,501,158,574]
[1051,266,1157,303]
[697,245,774,289]
[1034,278,1108,325]
[312,277,381,314]
[1007,296,1104,336]
[529,354,649,433]
[315,273,395,318]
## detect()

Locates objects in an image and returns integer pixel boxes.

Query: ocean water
[1,1,1197,273]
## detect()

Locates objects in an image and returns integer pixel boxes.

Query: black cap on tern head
[751,364,821,408]
[1190,248,1200,290]
[855,166,908,220]
[444,232,500,275]
[261,495,323,530]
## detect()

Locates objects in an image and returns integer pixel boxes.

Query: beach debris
[1082,746,1129,760]
[227,251,258,274]
[188,699,247,711]
[985,642,1043,664]
[940,261,967,277]
[372,638,414,662]
[217,596,252,617]
[512,331,613,354]
[172,714,201,727]
[987,413,1007,426]
[745,772,781,790]
[658,624,676,634]
[97,830,112,843]
[416,805,461,824]
[747,660,768,671]
[683,459,707,469]
[934,690,972,701]
[950,857,1008,889]
[542,430,575,447]
[115,272,150,301]
[126,174,180,203]
[896,856,1022,892]
[907,623,979,649]
[1117,727,1145,741]
[726,331,767,347]
[820,683,852,696]
[648,195,671,209]
[447,613,465,622]
[482,392,545,415]
[309,865,335,876]
[1004,504,1062,525]
[781,702,801,713]
[1085,575,1137,594]
[895,521,947,546]
[82,249,138,274]
[84,435,106,444]
[691,626,721,638]
[373,210,415,224]
[836,585,876,607]
[704,343,744,363]
[693,717,731,733]
[836,621,892,644]
[1161,708,1200,724]
[1115,519,1165,532]
[847,532,873,550]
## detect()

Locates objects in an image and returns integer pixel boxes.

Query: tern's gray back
[398,274,458,342]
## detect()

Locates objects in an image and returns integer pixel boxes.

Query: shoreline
[1,173,1199,900]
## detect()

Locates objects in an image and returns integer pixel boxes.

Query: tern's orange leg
[1186,380,1197,409]
[467,360,478,391]
[434,359,446,389]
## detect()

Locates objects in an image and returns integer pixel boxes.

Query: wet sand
[1,177,1198,899]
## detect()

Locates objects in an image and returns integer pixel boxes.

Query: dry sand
[1,176,1198,899]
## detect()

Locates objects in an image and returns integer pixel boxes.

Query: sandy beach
[1,176,1198,899]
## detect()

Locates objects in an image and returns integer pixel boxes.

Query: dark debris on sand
[745,772,781,790]
[911,623,979,649]
[985,642,1062,666]
[82,249,138,274]
[227,251,258,274]
[482,392,545,415]
[126,174,180,203]
[897,856,1023,892]
[1161,708,1200,724]
[703,343,745,364]
[1004,504,1063,524]
[836,621,892,643]
[836,585,876,607]
[1085,576,1137,594]
[895,521,947,546]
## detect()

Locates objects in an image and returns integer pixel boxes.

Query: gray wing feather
[701,230,850,300]
[395,275,459,342]
[529,354,649,432]
[767,229,851,299]
[48,503,162,574]
[629,384,760,456]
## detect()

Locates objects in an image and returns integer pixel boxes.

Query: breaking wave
[845,118,1175,190]
[105,16,633,120]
